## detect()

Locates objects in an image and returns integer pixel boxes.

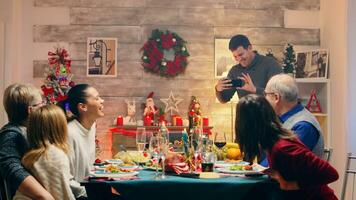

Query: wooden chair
[341,153,356,200]
[323,148,333,162]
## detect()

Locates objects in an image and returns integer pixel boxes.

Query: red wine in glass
[214,142,226,148]
[214,132,227,149]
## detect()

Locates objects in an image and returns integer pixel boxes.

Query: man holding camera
[215,34,282,102]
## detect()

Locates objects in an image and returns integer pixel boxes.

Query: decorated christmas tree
[188,96,202,130]
[282,43,297,75]
[41,48,75,104]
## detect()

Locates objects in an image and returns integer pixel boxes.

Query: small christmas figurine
[143,92,158,123]
[123,99,137,125]
[282,43,297,76]
[306,89,322,113]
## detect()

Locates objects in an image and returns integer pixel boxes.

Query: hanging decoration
[160,91,183,116]
[41,48,75,104]
[141,29,190,77]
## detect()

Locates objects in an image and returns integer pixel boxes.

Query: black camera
[231,79,244,87]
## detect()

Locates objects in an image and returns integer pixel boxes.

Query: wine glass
[136,127,147,153]
[191,136,202,173]
[149,136,166,179]
[214,132,227,149]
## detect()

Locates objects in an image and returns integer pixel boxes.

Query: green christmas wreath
[141,29,190,77]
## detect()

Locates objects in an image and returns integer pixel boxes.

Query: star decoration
[160,91,183,116]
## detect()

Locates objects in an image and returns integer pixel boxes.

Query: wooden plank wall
[33,0,320,158]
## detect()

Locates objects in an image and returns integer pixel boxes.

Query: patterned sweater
[0,123,29,197]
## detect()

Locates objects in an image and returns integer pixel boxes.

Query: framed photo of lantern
[87,37,117,77]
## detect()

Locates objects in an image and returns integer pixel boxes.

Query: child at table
[13,105,86,200]
[235,94,338,200]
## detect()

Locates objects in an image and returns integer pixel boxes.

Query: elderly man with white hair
[260,74,325,166]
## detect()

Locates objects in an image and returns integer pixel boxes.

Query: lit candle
[176,117,183,126]
[116,115,123,126]
[203,117,209,126]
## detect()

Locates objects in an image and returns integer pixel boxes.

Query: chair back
[341,153,356,200]
[0,175,11,200]
[324,148,333,162]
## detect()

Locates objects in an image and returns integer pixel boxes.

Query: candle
[172,115,178,126]
[203,117,209,126]
[144,116,152,126]
[116,115,123,126]
[176,117,183,126]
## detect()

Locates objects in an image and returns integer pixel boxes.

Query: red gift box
[203,117,209,126]
[116,115,123,126]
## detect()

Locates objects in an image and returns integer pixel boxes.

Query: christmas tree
[188,96,202,130]
[41,48,75,104]
[282,43,297,74]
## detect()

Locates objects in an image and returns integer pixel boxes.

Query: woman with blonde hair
[13,105,85,200]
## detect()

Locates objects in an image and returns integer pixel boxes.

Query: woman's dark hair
[58,84,90,120]
[229,34,251,51]
[235,94,295,163]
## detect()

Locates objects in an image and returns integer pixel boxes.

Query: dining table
[81,169,281,200]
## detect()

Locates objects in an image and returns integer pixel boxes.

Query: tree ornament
[141,29,190,77]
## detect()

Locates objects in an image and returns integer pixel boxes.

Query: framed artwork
[214,39,236,78]
[295,49,328,78]
[87,37,117,77]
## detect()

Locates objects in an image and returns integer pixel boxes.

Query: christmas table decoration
[160,91,183,116]
[41,48,75,104]
[141,29,190,77]
[188,96,202,130]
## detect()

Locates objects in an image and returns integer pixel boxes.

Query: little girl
[13,105,86,200]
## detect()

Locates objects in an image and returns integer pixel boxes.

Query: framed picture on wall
[87,37,117,77]
[214,39,236,78]
[295,49,328,79]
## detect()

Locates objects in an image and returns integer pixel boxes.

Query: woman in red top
[235,94,339,200]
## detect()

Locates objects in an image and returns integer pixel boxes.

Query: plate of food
[105,159,123,165]
[91,164,139,178]
[214,160,250,168]
[215,164,264,175]
[90,171,139,178]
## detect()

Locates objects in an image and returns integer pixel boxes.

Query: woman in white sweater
[62,84,104,182]
[13,105,86,200]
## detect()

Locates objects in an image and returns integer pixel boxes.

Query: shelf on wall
[295,78,330,83]
[312,113,328,117]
